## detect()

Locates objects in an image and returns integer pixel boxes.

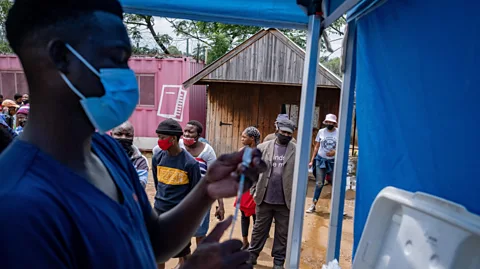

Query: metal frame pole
[286,14,322,269]
[326,20,357,261]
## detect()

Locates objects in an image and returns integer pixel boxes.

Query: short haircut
[111,121,134,136]
[244,126,261,145]
[6,0,123,53]
[14,93,22,100]
[0,94,3,99]
[187,120,203,135]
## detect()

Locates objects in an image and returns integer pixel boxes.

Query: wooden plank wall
[206,82,340,155]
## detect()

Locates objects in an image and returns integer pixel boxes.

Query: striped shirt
[179,139,217,179]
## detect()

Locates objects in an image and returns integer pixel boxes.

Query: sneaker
[306,204,316,213]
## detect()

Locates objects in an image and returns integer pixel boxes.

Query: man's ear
[48,40,69,74]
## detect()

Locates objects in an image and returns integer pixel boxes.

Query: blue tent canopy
[121,0,309,29]
[119,0,480,267]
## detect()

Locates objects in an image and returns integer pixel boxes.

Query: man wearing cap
[248,118,297,269]
[1,99,19,129]
[307,113,339,213]
[263,114,297,144]
[152,118,202,269]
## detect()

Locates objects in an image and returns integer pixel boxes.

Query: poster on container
[157,85,188,122]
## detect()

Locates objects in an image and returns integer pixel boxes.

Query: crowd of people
[0,0,341,268]
[0,93,30,151]
[118,112,336,269]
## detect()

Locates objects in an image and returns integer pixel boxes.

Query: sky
[136,17,344,59]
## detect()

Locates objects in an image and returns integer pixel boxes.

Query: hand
[215,206,225,221]
[308,161,313,167]
[326,150,336,157]
[182,217,251,269]
[205,149,267,200]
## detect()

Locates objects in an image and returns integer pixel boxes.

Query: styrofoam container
[352,187,480,269]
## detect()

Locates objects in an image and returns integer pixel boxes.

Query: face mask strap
[65,44,100,77]
[59,73,86,100]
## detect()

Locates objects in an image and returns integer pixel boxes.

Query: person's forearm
[217,198,224,208]
[149,180,214,262]
[311,146,319,162]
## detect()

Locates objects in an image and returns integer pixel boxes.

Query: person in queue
[22,94,29,105]
[0,94,3,107]
[236,126,261,250]
[14,105,29,135]
[263,114,297,144]
[180,120,225,245]
[248,119,296,269]
[307,114,338,213]
[111,121,149,189]
[13,93,23,106]
[0,1,266,268]
[0,114,16,154]
[1,99,19,129]
[152,118,202,269]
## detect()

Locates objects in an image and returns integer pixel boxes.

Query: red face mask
[158,137,173,150]
[183,137,196,146]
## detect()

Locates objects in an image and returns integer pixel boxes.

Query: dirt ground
[145,154,355,269]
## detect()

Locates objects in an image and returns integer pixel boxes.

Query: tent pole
[326,19,357,262]
[286,14,322,269]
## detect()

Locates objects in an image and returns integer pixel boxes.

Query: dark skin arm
[147,149,266,263]
[309,141,320,166]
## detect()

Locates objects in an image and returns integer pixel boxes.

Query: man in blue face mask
[0,1,267,268]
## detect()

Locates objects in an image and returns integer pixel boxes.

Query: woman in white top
[307,114,339,213]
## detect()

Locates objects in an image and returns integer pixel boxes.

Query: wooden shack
[183,28,342,155]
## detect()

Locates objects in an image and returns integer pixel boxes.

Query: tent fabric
[120,0,309,29]
[354,0,480,254]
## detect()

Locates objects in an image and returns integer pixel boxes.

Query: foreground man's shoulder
[0,187,69,229]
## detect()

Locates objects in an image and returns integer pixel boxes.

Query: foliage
[166,17,346,63]
[320,57,342,78]
[167,45,182,56]
[0,0,12,54]
[124,14,171,54]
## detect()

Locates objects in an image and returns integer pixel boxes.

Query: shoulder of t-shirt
[201,144,217,161]
[92,133,137,178]
[0,139,39,195]
[181,150,199,167]
[257,140,274,152]
[0,188,70,232]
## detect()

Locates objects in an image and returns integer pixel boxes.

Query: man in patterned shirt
[111,122,149,188]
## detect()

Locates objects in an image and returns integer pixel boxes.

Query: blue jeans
[194,206,211,237]
[313,156,334,202]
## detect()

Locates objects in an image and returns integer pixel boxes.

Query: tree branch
[124,21,148,27]
[326,46,342,58]
[322,31,333,53]
[141,16,170,54]
[165,18,211,47]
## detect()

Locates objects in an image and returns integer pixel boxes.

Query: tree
[165,18,346,63]
[0,0,13,54]
[320,57,342,77]
[124,14,171,54]
[167,45,182,56]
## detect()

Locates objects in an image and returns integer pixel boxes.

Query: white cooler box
[352,187,480,269]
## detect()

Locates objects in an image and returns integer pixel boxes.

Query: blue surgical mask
[59,44,139,133]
